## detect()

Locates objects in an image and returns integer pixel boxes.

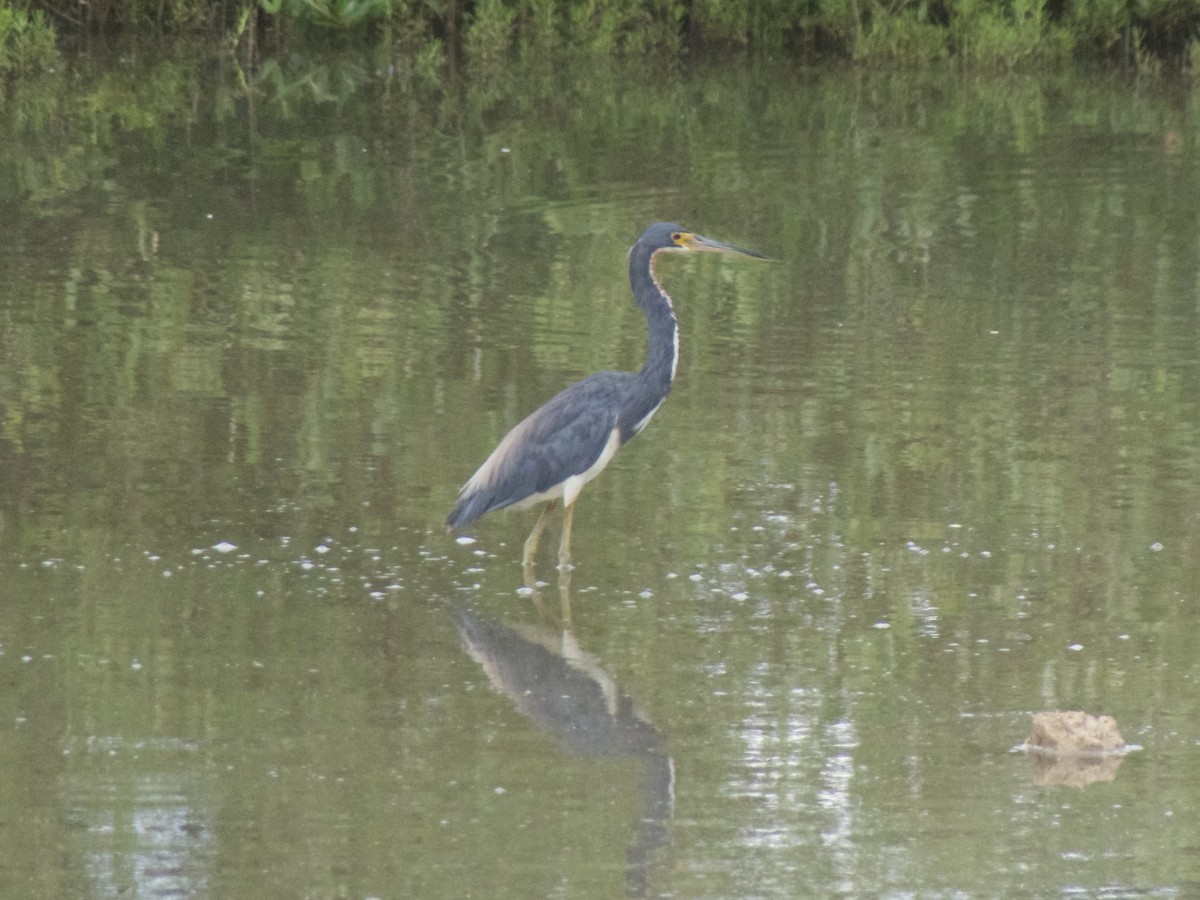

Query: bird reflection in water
[451,580,673,898]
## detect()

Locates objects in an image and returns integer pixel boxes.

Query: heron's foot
[522,561,541,592]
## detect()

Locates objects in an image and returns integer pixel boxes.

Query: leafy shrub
[0,5,59,76]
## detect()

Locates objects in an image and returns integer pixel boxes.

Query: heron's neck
[630,247,679,396]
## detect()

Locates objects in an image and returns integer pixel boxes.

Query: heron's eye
[671,232,683,243]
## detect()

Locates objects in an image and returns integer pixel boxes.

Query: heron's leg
[557,501,576,571]
[522,559,540,594]
[523,500,557,569]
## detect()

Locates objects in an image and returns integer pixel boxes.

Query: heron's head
[637,221,766,260]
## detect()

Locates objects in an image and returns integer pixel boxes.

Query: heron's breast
[630,399,666,437]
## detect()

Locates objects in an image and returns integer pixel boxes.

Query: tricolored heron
[446,222,764,570]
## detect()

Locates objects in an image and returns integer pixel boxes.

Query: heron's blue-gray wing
[446,373,631,530]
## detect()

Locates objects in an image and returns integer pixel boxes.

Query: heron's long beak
[683,232,767,259]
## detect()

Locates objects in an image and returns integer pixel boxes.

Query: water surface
[1,52,1199,897]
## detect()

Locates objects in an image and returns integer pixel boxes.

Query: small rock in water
[1024,710,1125,755]
[1020,710,1129,788]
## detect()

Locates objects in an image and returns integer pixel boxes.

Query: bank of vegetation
[1,0,1199,74]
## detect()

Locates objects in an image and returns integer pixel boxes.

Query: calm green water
[2,48,1199,897]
